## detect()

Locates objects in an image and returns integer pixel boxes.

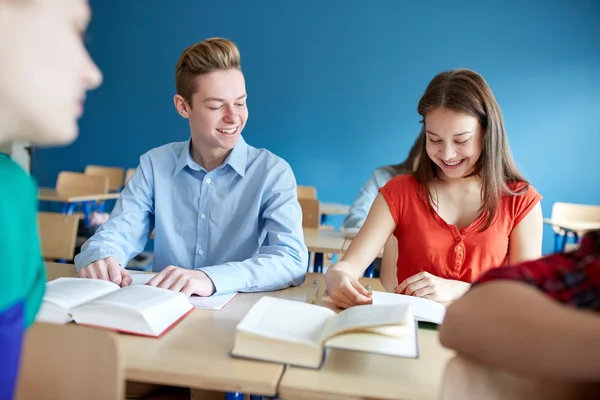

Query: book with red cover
[37,277,194,338]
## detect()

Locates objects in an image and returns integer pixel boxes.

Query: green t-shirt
[0,153,46,326]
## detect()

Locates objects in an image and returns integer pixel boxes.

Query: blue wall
[34,0,600,254]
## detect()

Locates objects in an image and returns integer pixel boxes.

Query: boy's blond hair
[175,37,241,106]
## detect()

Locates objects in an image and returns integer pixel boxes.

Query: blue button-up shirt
[75,136,308,295]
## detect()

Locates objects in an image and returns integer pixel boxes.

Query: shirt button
[205,178,211,184]
[198,249,204,255]
[457,245,462,251]
[201,214,206,219]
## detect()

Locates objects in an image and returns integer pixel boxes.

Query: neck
[190,141,232,172]
[0,100,22,145]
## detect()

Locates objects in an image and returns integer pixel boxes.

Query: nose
[440,141,457,160]
[223,104,236,124]
[84,51,103,91]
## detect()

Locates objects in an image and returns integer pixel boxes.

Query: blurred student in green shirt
[0,0,102,397]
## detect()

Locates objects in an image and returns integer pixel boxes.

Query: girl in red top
[326,69,543,308]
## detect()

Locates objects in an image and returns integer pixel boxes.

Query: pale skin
[325,107,543,308]
[0,0,102,145]
[78,68,249,296]
[439,281,600,380]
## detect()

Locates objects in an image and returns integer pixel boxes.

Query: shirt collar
[173,137,247,177]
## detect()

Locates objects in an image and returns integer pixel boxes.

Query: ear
[173,95,190,118]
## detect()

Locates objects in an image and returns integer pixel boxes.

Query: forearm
[440,281,600,380]
[200,248,307,295]
[75,218,150,270]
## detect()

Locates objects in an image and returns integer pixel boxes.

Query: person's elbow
[438,299,469,351]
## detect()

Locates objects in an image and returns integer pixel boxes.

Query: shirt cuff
[197,264,242,295]
[74,249,127,271]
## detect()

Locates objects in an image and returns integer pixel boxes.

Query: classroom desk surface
[320,202,350,216]
[44,262,322,396]
[304,228,383,258]
[543,218,600,235]
[38,188,121,203]
[279,279,454,400]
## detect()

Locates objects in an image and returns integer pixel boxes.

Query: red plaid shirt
[474,230,600,311]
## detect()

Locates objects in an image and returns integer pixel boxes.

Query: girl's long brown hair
[413,69,528,230]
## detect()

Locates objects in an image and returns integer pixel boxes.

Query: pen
[366,284,372,295]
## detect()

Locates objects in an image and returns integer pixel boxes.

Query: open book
[131,273,238,310]
[231,296,417,369]
[372,291,446,324]
[36,278,193,337]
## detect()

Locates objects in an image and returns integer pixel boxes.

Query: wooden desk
[38,188,121,203]
[279,278,454,400]
[44,262,321,396]
[320,202,350,216]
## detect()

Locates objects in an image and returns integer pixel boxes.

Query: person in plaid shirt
[439,230,600,380]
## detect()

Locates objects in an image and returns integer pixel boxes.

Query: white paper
[130,272,156,285]
[372,291,446,324]
[189,292,238,310]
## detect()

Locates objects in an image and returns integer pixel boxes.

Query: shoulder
[381,173,419,193]
[503,180,542,207]
[247,143,292,173]
[0,153,36,197]
[143,141,187,161]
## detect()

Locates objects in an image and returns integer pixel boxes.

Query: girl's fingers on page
[404,279,429,296]
[350,279,371,297]
[341,285,369,305]
[412,286,434,298]
[95,263,110,281]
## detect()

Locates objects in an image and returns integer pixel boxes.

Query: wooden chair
[439,355,600,400]
[56,171,109,197]
[125,168,136,185]
[297,185,317,199]
[38,212,80,261]
[548,202,600,252]
[16,322,124,400]
[85,165,125,192]
[299,198,320,229]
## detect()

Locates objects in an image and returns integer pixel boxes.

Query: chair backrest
[38,212,80,260]
[85,165,125,191]
[56,171,109,197]
[124,168,136,185]
[16,322,124,400]
[299,198,320,228]
[297,185,317,199]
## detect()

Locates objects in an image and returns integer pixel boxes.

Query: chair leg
[313,252,324,273]
[364,262,375,278]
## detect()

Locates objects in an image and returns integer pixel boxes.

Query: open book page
[324,317,418,359]
[86,285,182,312]
[236,296,336,345]
[189,292,237,310]
[320,304,413,343]
[372,291,446,324]
[43,277,119,310]
[129,272,156,285]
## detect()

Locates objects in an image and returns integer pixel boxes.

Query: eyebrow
[203,94,247,103]
[425,130,472,137]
